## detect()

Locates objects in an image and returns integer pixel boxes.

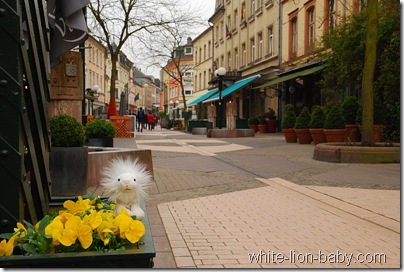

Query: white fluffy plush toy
[101,157,152,220]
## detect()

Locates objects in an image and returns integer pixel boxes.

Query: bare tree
[87,0,206,113]
[131,2,210,112]
[139,22,204,111]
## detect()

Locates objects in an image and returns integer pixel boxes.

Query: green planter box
[0,200,155,268]
[188,120,210,132]
[236,119,248,129]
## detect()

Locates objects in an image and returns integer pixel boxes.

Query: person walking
[147,112,154,130]
[137,107,145,132]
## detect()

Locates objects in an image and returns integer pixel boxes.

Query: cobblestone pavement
[105,129,400,269]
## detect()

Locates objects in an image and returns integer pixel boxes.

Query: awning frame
[203,74,261,103]
[255,64,325,89]
[187,89,218,106]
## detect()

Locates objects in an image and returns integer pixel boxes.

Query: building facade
[161,37,194,122]
[188,0,360,128]
[84,35,106,117]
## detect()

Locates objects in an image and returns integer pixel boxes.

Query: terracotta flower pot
[295,128,312,144]
[258,124,267,133]
[310,128,327,145]
[248,124,258,133]
[373,125,385,142]
[266,119,277,133]
[323,129,347,143]
[282,128,297,143]
[345,124,360,142]
[358,125,385,142]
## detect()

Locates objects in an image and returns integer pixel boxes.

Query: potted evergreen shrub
[85,119,116,147]
[323,104,347,143]
[281,104,297,143]
[248,116,259,133]
[294,106,312,144]
[262,107,277,133]
[309,105,327,145]
[257,117,267,133]
[342,96,360,142]
[49,114,88,197]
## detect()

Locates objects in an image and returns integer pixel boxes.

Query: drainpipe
[277,0,283,131]
[342,0,346,20]
[278,1,282,67]
[210,23,214,73]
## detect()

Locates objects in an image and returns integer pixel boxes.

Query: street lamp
[214,67,227,129]
[86,85,102,116]
[142,83,148,111]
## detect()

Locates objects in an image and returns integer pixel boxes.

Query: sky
[133,0,216,78]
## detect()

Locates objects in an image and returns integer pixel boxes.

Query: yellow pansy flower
[115,210,145,243]
[125,220,145,244]
[0,236,16,256]
[13,222,27,239]
[45,216,65,245]
[82,210,103,230]
[0,239,7,256]
[58,216,93,249]
[63,196,96,215]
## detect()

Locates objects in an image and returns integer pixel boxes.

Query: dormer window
[184,46,192,55]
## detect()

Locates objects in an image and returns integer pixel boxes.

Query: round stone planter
[313,142,400,163]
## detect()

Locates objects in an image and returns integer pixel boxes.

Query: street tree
[319,0,400,144]
[360,0,377,146]
[136,10,209,112]
[87,0,206,115]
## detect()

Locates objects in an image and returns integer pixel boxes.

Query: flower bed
[0,196,155,268]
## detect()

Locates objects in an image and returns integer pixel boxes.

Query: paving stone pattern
[104,130,401,269]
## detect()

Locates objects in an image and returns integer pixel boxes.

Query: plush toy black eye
[117,178,121,182]
[133,178,136,182]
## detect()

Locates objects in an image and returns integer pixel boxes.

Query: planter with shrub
[49,114,88,197]
[323,105,347,143]
[294,106,312,144]
[248,117,259,133]
[309,105,327,145]
[85,119,116,147]
[257,117,267,133]
[262,108,277,133]
[342,96,360,142]
[281,104,297,143]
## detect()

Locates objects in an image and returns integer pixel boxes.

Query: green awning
[187,89,218,106]
[255,65,325,89]
[204,75,261,103]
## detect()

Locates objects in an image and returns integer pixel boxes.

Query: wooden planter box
[0,201,155,268]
